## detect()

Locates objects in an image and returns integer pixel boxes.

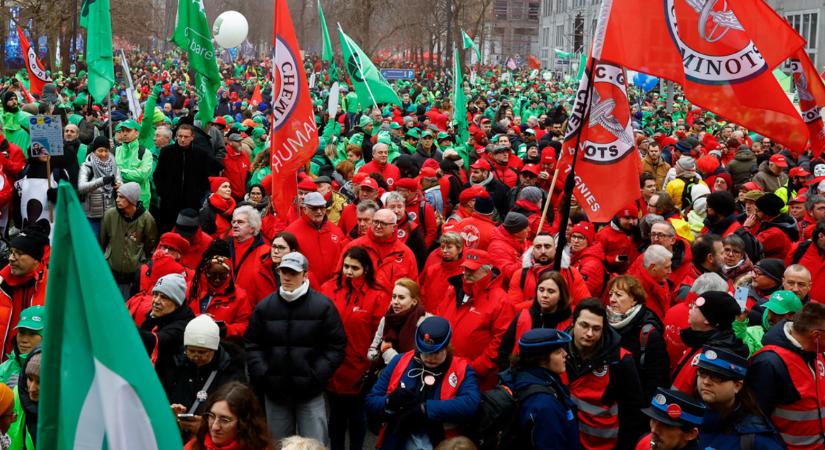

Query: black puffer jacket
[138,305,196,369]
[244,287,347,401]
[610,305,669,401]
[158,343,246,412]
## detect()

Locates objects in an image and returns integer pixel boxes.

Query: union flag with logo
[599,0,809,151]
[791,49,825,157]
[17,26,51,95]
[556,0,641,223]
[269,0,319,216]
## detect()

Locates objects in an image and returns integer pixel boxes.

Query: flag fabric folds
[599,0,809,151]
[557,0,641,223]
[270,0,320,216]
[80,0,114,104]
[792,49,825,156]
[318,0,338,81]
[17,27,51,96]
[338,28,401,109]
[554,48,575,59]
[173,0,222,125]
[38,182,183,450]
[452,49,470,167]
[462,29,481,63]
[119,49,142,119]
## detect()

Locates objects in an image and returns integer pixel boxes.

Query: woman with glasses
[721,234,752,282]
[184,381,272,450]
[245,232,305,307]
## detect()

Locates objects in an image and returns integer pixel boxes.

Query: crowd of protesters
[0,49,820,450]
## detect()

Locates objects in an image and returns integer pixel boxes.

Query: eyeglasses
[372,220,395,228]
[569,234,586,242]
[204,412,236,427]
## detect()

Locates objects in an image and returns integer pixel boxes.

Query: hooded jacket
[100,203,159,276]
[570,241,607,296]
[7,347,40,450]
[727,147,758,186]
[752,160,789,192]
[756,213,799,259]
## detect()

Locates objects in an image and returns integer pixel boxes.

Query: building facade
[768,0,823,70]
[485,0,541,64]
[538,0,600,71]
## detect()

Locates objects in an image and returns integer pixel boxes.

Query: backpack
[470,382,558,450]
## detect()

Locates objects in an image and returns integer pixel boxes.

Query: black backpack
[470,383,558,450]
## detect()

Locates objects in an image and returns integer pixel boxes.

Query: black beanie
[755,258,785,283]
[755,193,784,217]
[695,291,740,330]
[91,135,111,152]
[706,191,736,217]
[10,227,50,261]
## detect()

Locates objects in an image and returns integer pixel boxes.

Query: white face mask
[815,164,825,178]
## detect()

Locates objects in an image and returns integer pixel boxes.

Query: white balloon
[213,11,248,49]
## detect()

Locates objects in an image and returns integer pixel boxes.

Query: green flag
[773,68,793,93]
[38,182,183,450]
[575,53,587,81]
[452,49,470,168]
[80,0,114,104]
[139,84,162,150]
[461,29,481,63]
[173,0,222,125]
[554,48,574,59]
[318,0,338,82]
[338,27,401,109]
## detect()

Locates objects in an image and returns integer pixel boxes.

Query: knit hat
[690,183,711,213]
[10,227,49,261]
[675,155,696,173]
[117,182,141,205]
[175,208,200,237]
[518,186,543,204]
[91,135,110,152]
[184,315,220,351]
[705,191,736,217]
[158,232,191,254]
[0,383,12,416]
[394,178,420,192]
[152,274,187,306]
[696,346,748,380]
[415,316,452,354]
[209,176,231,193]
[675,137,699,154]
[474,195,496,215]
[694,291,740,330]
[755,193,784,217]
[754,258,785,283]
[696,154,720,175]
[518,329,571,357]
[502,212,529,233]
[570,221,595,243]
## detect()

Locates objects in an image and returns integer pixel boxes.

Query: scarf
[382,303,426,353]
[208,194,236,217]
[608,303,643,329]
[202,434,241,450]
[89,152,117,196]
[280,280,309,302]
[471,172,494,187]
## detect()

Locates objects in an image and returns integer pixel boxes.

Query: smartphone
[617,255,629,262]
[734,286,749,312]
[177,414,196,419]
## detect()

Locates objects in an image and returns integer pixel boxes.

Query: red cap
[358,177,379,190]
[617,204,639,218]
[459,185,488,204]
[419,167,438,179]
[741,181,763,192]
[209,176,231,193]
[570,221,595,243]
[158,232,191,254]
[352,172,368,185]
[540,147,556,166]
[789,193,807,204]
[461,249,492,270]
[520,164,540,176]
[211,116,227,126]
[470,159,492,171]
[422,158,440,170]
[769,154,788,168]
[297,178,318,192]
[394,178,420,191]
[789,166,811,178]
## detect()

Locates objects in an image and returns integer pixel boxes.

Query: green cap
[223,114,234,124]
[115,119,139,131]
[763,290,803,315]
[358,115,372,128]
[420,130,434,138]
[405,128,420,139]
[389,122,402,130]
[16,305,45,332]
[437,131,450,140]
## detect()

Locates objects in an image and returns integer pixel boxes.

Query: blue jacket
[698,406,785,450]
[501,367,580,450]
[365,352,480,450]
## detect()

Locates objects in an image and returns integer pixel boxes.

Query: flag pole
[337,23,379,112]
[553,59,597,271]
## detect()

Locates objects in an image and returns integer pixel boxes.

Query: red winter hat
[297,178,318,192]
[696,155,720,175]
[158,232,191,254]
[521,164,540,176]
[394,178,420,191]
[459,185,488,204]
[209,176,231,193]
[617,203,639,218]
[419,167,438,179]
[470,159,492,171]
[570,221,595,243]
[422,158,440,170]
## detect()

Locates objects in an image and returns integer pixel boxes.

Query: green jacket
[0,351,25,388]
[1,111,30,158]
[7,387,34,450]
[100,205,158,275]
[115,140,153,205]
[732,318,765,357]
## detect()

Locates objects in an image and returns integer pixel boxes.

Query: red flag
[17,26,50,95]
[792,50,825,156]
[599,0,809,151]
[269,0,319,216]
[250,84,263,107]
[528,54,541,70]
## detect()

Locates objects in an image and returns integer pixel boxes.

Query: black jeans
[328,392,367,450]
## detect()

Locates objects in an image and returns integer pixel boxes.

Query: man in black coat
[153,124,222,232]
[464,158,510,219]
[244,252,346,446]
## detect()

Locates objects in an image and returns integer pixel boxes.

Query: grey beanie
[152,274,187,306]
[117,182,141,205]
[676,156,696,173]
[502,212,530,233]
[518,186,544,205]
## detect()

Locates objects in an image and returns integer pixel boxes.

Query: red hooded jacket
[285,215,348,285]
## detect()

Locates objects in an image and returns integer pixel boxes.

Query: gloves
[46,188,58,203]
[385,388,418,413]
[102,175,115,186]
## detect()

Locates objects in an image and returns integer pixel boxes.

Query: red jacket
[244,255,319,306]
[338,203,358,236]
[596,222,639,274]
[406,194,438,249]
[756,220,797,259]
[628,263,672,322]
[285,216,348,285]
[222,144,251,201]
[507,263,591,311]
[489,155,520,188]
[570,242,607,296]
[0,137,25,178]
[176,228,213,270]
[358,160,401,187]
[419,250,464,313]
[137,254,192,295]
[792,241,825,303]
[425,107,449,131]
[448,213,498,250]
[187,272,252,340]
[436,272,514,391]
[0,265,47,356]
[321,277,386,395]
[663,301,690,372]
[341,230,419,292]
[230,235,270,298]
[486,226,529,291]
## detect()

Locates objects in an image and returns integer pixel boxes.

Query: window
[555,24,565,47]
[543,0,552,16]
[786,11,818,65]
[495,0,508,20]
[528,1,540,20]
[556,0,565,12]
[573,0,585,7]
